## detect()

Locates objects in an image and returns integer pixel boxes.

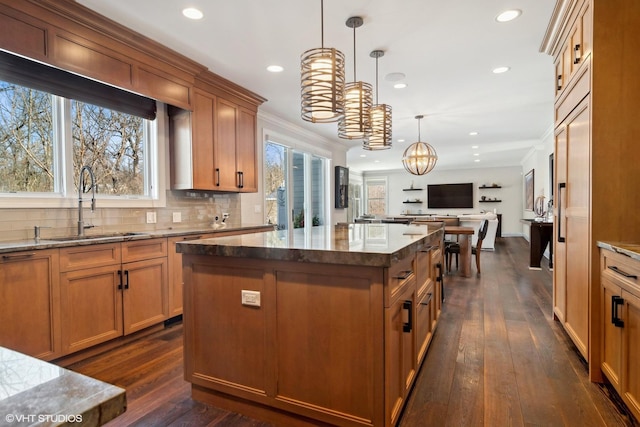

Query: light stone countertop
[176,223,444,267]
[0,346,125,426]
[597,241,640,262]
[0,224,274,254]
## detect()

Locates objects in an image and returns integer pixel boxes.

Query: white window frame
[364,176,388,216]
[0,97,166,209]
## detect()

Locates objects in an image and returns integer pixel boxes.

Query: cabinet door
[385,281,416,427]
[0,250,61,360]
[122,257,168,334]
[416,283,434,365]
[215,98,239,190]
[563,97,590,359]
[236,107,258,192]
[60,264,123,354]
[601,277,623,391]
[553,125,567,323]
[622,289,640,418]
[192,90,216,190]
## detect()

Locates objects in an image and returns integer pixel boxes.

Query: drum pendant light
[363,50,392,150]
[301,0,346,123]
[402,115,438,175]
[338,17,373,140]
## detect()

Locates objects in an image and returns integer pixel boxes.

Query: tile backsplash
[0,190,240,242]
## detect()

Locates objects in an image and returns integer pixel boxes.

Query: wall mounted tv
[427,183,474,209]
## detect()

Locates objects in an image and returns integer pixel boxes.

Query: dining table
[443,225,475,277]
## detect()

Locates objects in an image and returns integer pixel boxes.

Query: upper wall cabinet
[169,76,265,193]
[0,0,203,110]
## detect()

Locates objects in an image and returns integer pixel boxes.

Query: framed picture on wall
[335,166,349,209]
[525,169,535,211]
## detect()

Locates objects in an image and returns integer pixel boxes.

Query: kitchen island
[177,222,444,427]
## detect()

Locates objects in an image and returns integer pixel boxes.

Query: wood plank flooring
[66,237,637,426]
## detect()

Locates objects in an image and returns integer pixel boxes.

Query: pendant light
[363,50,392,150]
[338,17,373,140]
[402,115,438,175]
[301,0,346,123]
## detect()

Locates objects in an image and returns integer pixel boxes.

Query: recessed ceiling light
[182,8,203,20]
[493,66,510,74]
[474,159,480,162]
[360,154,366,158]
[496,9,522,22]
[469,131,479,136]
[385,72,406,82]
[374,160,380,163]
[473,153,480,156]
[472,145,479,149]
[397,139,405,143]
[266,65,284,73]
[393,83,407,89]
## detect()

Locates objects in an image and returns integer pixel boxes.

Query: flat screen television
[427,183,474,209]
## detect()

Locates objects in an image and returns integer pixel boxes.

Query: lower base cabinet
[59,239,168,355]
[600,247,640,420]
[0,249,61,360]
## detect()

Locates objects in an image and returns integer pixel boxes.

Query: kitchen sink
[50,232,150,241]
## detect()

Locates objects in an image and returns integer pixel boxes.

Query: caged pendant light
[301,0,346,123]
[402,115,438,175]
[363,50,392,150]
[338,17,373,140]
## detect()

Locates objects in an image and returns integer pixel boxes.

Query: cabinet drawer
[386,255,416,307]
[60,243,121,272]
[122,238,167,263]
[601,249,640,293]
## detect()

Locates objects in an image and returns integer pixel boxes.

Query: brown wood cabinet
[0,249,61,360]
[169,82,263,192]
[600,247,640,420]
[542,0,640,378]
[182,229,443,427]
[59,239,168,354]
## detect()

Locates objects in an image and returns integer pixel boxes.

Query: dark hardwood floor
[67,237,637,426]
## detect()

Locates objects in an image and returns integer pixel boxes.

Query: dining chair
[445,219,489,276]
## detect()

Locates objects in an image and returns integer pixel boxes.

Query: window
[365,178,387,215]
[264,140,329,230]
[0,80,156,202]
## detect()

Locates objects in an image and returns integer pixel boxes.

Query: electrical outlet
[172,212,181,223]
[254,205,262,213]
[146,211,157,224]
[241,290,261,307]
[222,213,230,220]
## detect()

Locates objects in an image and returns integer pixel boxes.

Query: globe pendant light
[402,115,438,175]
[363,50,392,150]
[301,0,346,123]
[338,17,373,140]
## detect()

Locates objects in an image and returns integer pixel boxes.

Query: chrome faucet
[78,165,97,236]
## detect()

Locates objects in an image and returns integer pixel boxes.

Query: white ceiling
[77,0,556,173]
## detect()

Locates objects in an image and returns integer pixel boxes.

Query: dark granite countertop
[597,241,640,262]
[0,346,125,426]
[0,224,274,254]
[176,223,444,267]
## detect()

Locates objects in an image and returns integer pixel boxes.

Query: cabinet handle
[237,171,244,188]
[2,252,35,260]
[215,168,220,187]
[403,300,413,333]
[420,292,433,306]
[436,262,444,303]
[117,270,123,290]
[557,183,566,243]
[608,265,638,280]
[557,74,562,91]
[612,295,624,327]
[124,270,129,290]
[573,44,581,64]
[394,270,413,280]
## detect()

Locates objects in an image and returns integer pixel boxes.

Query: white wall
[520,127,554,240]
[365,166,524,236]
[240,111,348,226]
